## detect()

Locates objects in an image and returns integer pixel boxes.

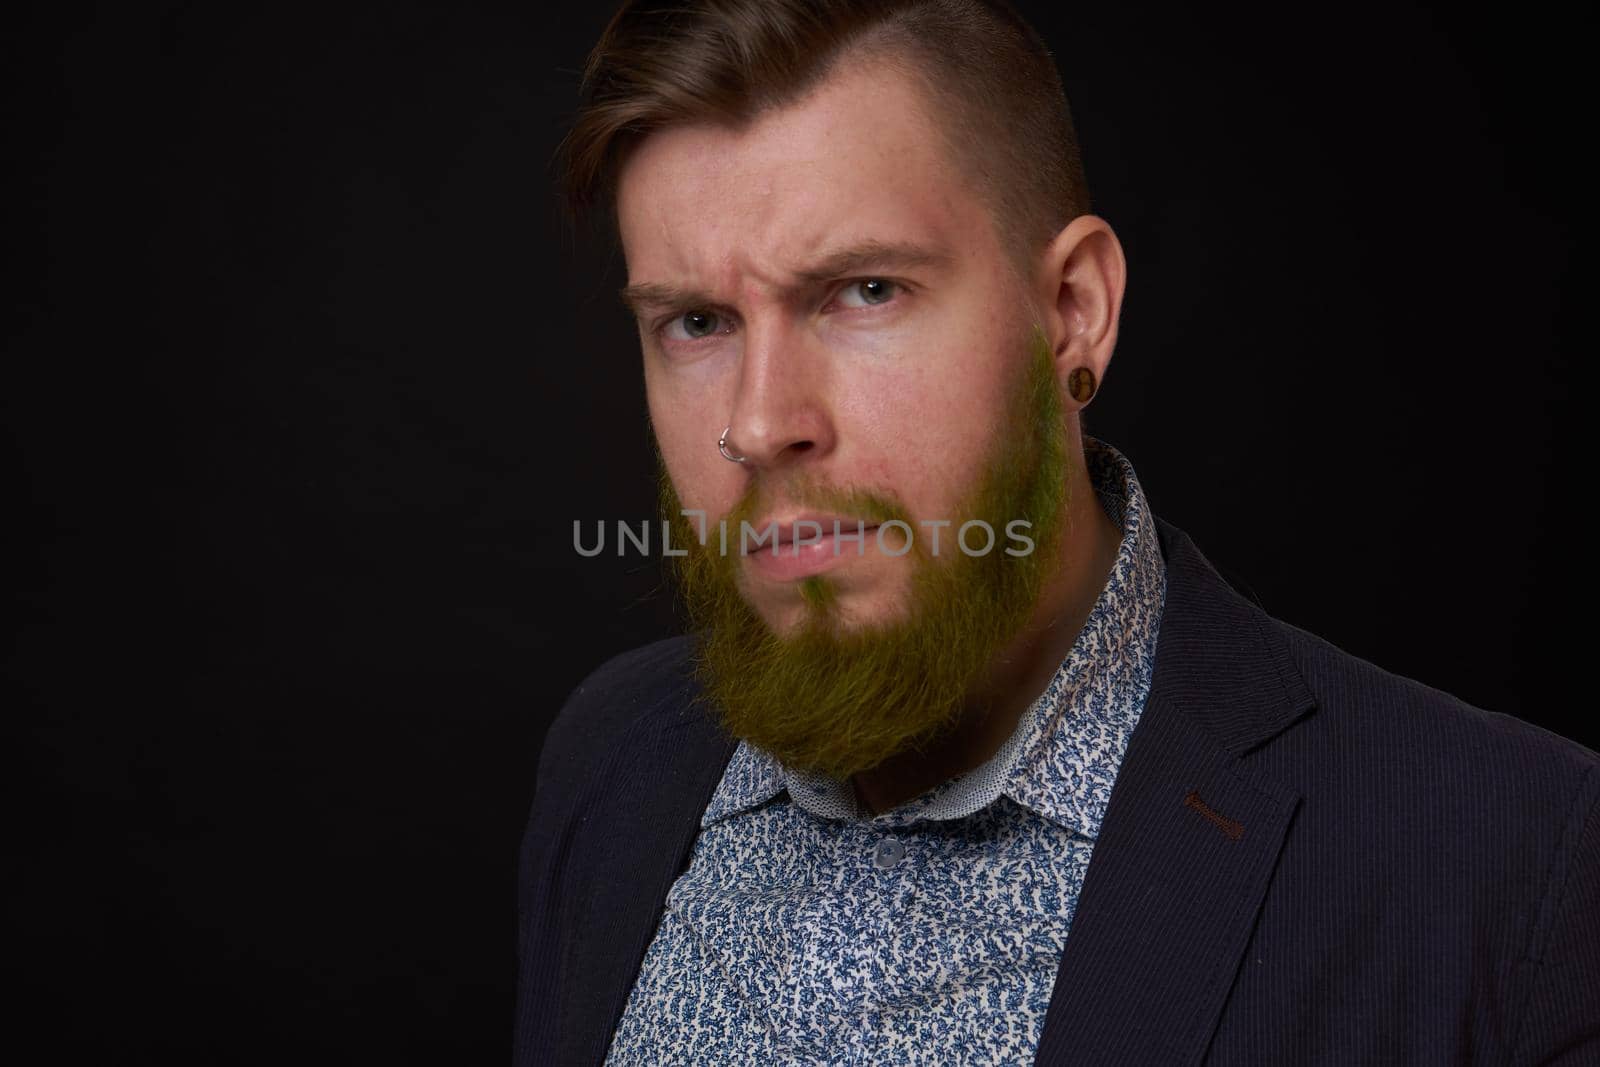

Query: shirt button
[872,836,906,870]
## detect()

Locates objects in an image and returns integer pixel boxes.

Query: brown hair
[559,0,1090,263]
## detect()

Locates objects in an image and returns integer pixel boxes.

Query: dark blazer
[515,518,1599,1065]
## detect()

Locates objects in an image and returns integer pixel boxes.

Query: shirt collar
[700,435,1167,837]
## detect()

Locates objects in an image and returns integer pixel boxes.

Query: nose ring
[718,426,747,464]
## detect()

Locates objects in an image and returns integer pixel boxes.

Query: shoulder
[1272,610,1597,792]
[1154,514,1596,880]
[531,635,700,818]
[1154,509,1600,1061]
[1155,515,1597,795]
[546,634,699,750]
[1267,613,1600,1055]
[1255,596,1599,941]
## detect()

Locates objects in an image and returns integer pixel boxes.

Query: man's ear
[1035,215,1127,409]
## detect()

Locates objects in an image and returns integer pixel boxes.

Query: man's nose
[721,319,836,469]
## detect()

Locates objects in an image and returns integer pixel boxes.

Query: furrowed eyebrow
[617,281,710,319]
[789,239,951,286]
[617,239,950,319]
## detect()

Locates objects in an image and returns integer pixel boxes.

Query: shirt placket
[837,815,927,1067]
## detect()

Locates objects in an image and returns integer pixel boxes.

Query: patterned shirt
[604,436,1168,1066]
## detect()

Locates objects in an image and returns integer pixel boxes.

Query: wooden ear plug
[1068,367,1097,404]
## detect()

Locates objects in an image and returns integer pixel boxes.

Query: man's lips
[744,513,882,550]
[741,514,883,581]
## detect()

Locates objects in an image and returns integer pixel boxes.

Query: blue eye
[837,279,898,308]
[665,310,723,341]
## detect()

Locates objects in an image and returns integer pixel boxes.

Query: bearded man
[516,2,1600,1064]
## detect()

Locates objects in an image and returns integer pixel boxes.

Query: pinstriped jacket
[515,517,1600,1065]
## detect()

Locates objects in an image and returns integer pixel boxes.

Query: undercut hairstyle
[559,0,1091,265]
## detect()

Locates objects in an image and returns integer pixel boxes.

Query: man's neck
[850,446,1124,817]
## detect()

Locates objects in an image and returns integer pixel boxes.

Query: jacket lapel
[556,677,738,1067]
[1034,519,1317,1065]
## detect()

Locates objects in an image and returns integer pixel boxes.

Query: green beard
[659,325,1070,781]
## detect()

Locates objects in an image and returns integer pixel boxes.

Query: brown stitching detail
[1184,789,1244,841]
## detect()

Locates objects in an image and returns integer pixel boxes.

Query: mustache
[717,476,912,535]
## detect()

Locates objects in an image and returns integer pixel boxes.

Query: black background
[8,2,1589,1062]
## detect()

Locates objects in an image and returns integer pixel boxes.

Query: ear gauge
[1067,366,1098,405]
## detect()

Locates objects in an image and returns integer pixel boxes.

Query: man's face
[617,55,1045,637]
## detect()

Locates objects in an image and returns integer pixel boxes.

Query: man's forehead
[613,58,981,292]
